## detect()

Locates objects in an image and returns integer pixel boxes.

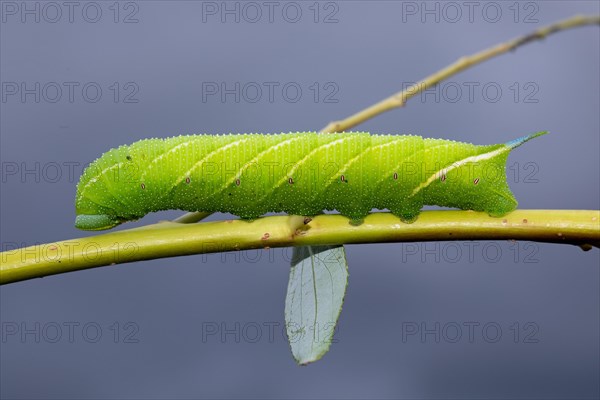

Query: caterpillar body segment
[75,131,547,230]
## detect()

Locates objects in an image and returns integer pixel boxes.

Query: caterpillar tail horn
[505,131,548,149]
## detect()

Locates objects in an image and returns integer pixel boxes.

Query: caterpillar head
[75,146,144,231]
[75,182,139,230]
[75,178,144,230]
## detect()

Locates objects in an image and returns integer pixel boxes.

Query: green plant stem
[2,210,598,285]
[172,211,212,224]
[321,14,600,133]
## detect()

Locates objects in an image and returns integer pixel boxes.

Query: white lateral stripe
[409,146,507,198]
[370,141,448,189]
[78,162,123,197]
[141,140,193,179]
[256,136,349,202]
[171,137,250,188]
[322,148,369,188]
[272,137,348,187]
[219,135,304,190]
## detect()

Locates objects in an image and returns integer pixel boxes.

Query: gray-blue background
[1,1,599,398]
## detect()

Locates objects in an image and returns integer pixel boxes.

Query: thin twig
[320,14,600,133]
[173,211,212,224]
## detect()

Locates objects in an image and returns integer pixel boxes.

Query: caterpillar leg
[390,200,422,224]
[349,217,365,226]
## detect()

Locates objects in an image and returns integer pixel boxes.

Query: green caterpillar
[75,131,547,230]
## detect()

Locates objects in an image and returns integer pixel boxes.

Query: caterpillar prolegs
[74,131,547,230]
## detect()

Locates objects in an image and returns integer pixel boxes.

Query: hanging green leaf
[285,245,349,365]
